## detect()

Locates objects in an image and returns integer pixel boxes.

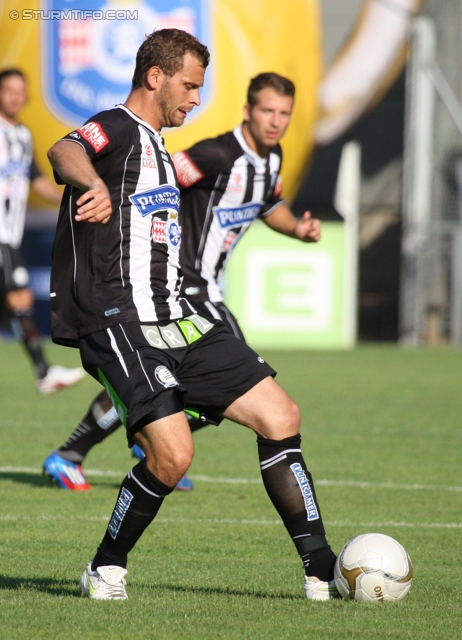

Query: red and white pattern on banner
[152,219,167,243]
[58,20,94,74]
[156,11,196,33]
[77,122,109,151]
[172,151,204,188]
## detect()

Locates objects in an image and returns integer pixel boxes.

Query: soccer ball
[334,533,413,602]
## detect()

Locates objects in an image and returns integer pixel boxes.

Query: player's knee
[168,446,194,475]
[6,288,33,310]
[258,397,300,440]
[144,444,194,485]
[278,397,301,436]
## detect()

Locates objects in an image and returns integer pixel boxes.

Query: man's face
[157,53,205,129]
[0,75,28,121]
[243,87,293,153]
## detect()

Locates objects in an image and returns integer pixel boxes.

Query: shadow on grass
[0,575,304,601]
[0,472,51,488]
[0,575,80,597]
[144,581,305,601]
[0,471,121,491]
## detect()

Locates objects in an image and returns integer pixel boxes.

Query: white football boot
[304,576,341,601]
[80,562,128,600]
[36,365,86,395]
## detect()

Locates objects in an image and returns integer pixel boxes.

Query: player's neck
[241,122,270,158]
[0,110,18,126]
[124,92,162,133]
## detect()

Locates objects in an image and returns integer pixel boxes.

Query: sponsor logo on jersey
[214,202,263,229]
[142,156,157,169]
[290,462,319,521]
[227,172,245,194]
[77,122,109,151]
[0,158,31,179]
[141,144,157,169]
[104,307,120,317]
[42,0,212,125]
[154,365,179,388]
[129,185,180,217]
[108,487,133,539]
[173,151,204,187]
[69,131,81,139]
[184,286,200,296]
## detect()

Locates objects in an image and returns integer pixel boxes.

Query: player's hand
[294,211,321,243]
[75,181,112,224]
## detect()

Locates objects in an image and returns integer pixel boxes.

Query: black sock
[257,434,336,581]
[58,391,122,464]
[92,459,174,570]
[11,309,48,379]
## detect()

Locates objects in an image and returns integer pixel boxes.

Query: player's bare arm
[30,175,63,206]
[47,140,112,224]
[264,205,321,243]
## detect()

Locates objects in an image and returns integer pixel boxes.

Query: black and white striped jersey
[50,105,194,348]
[0,115,35,249]
[173,125,285,303]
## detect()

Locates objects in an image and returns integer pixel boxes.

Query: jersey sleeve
[53,110,129,185]
[260,174,285,218]
[172,138,231,188]
[59,111,122,162]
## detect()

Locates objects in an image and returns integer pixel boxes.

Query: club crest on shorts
[154,365,178,388]
[41,0,212,126]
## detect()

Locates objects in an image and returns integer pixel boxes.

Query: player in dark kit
[43,72,321,492]
[47,29,338,601]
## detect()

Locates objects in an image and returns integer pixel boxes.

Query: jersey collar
[233,124,268,170]
[115,104,165,148]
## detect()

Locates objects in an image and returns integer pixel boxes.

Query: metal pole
[399,15,436,345]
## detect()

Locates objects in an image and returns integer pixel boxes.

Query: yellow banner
[0,0,321,206]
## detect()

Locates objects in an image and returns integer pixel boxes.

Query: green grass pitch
[0,340,461,639]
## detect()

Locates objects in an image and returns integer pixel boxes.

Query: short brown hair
[132,29,210,90]
[247,72,295,107]
[0,68,26,88]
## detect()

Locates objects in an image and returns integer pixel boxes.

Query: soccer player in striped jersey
[46,29,338,601]
[43,73,320,489]
[0,68,85,394]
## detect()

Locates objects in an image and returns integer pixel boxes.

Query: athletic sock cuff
[292,533,329,555]
[257,433,301,449]
[11,307,34,318]
[131,458,176,497]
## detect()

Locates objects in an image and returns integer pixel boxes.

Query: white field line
[0,513,461,529]
[2,466,462,493]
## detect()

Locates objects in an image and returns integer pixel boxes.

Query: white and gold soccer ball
[334,533,413,602]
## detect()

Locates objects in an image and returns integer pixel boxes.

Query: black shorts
[182,295,245,341]
[0,244,29,297]
[79,315,275,438]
